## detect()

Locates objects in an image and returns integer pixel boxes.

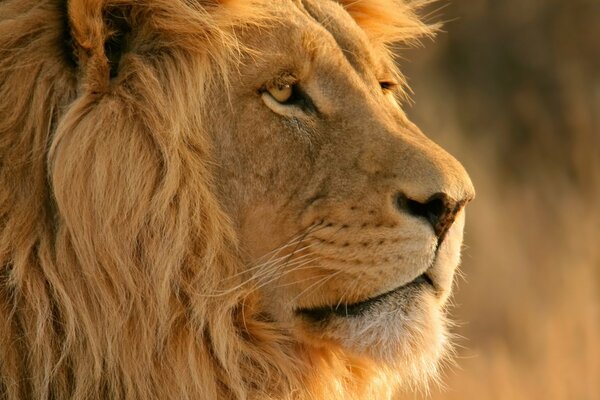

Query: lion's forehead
[298,0,378,75]
[307,2,388,80]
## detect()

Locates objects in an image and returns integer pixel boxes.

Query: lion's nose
[395,192,465,240]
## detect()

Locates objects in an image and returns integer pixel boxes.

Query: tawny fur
[0,1,445,399]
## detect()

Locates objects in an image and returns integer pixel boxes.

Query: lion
[0,0,474,399]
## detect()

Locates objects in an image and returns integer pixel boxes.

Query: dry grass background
[398,0,600,398]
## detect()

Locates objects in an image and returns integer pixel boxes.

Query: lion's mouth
[295,273,434,323]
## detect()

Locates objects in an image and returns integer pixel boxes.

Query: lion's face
[211,1,474,368]
[0,0,476,397]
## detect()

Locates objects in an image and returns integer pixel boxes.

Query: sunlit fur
[0,1,448,399]
[339,0,435,44]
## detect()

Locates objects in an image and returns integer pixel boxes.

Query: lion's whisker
[226,240,318,281]
[272,269,329,289]
[287,269,345,306]
[334,274,362,312]
[246,251,319,286]
[272,223,326,272]
[244,244,319,281]
[210,243,321,296]
[256,255,322,283]
[231,222,329,286]
[248,257,322,295]
[253,228,316,262]
[228,223,326,281]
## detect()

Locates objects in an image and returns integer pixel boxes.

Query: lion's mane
[0,1,433,398]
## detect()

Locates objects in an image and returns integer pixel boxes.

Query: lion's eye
[267,83,293,103]
[380,81,398,93]
[261,81,317,114]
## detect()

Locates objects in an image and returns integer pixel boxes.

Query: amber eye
[267,83,293,103]
[261,80,317,114]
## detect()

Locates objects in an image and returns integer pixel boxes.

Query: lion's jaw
[213,0,475,387]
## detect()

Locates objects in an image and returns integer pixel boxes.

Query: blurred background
[398,0,600,398]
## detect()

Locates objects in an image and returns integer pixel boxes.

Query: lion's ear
[68,0,132,88]
[336,0,435,45]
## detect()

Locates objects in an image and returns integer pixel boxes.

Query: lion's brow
[298,0,374,78]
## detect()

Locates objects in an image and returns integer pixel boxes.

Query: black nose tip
[395,192,462,240]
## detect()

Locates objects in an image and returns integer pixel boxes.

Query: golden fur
[0,1,473,399]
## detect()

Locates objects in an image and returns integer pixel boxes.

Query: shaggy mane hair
[0,1,434,398]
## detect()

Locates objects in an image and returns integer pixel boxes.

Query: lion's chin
[293,279,449,379]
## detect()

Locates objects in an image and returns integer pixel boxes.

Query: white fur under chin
[311,289,450,389]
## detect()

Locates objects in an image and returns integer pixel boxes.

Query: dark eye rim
[379,80,399,92]
[260,83,318,114]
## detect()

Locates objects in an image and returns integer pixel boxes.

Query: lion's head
[0,0,473,399]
